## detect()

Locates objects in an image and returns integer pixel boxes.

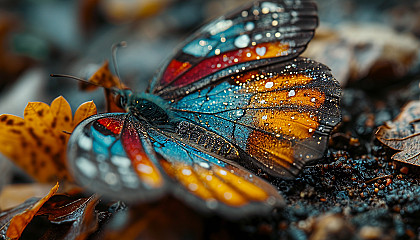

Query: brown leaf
[36,194,100,240]
[376,101,420,165]
[38,194,97,223]
[0,97,97,182]
[0,198,39,237]
[4,183,59,239]
[79,61,125,113]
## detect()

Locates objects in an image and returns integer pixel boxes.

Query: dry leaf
[0,186,103,240]
[38,194,97,223]
[376,100,420,165]
[79,61,125,113]
[5,182,59,239]
[0,198,38,237]
[303,24,420,86]
[0,97,97,182]
[36,194,100,240]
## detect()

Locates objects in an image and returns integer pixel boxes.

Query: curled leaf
[5,182,59,239]
[0,97,97,182]
[376,101,420,165]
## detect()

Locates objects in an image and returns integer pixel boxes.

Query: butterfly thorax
[124,92,172,127]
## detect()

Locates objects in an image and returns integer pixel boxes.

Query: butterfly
[67,0,341,217]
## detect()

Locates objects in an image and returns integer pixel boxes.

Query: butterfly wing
[67,113,167,201]
[68,113,284,216]
[145,124,284,217]
[149,0,318,100]
[168,58,341,178]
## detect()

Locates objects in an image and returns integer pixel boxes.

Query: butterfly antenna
[111,41,127,88]
[50,73,108,89]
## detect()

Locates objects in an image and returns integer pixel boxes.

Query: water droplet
[255,34,263,40]
[311,97,316,103]
[256,46,266,56]
[199,40,207,46]
[245,22,255,31]
[262,115,268,120]
[207,20,233,35]
[188,183,198,191]
[265,81,274,88]
[288,89,296,97]
[224,192,233,200]
[182,169,192,176]
[234,35,250,48]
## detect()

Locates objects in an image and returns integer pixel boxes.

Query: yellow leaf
[74,101,97,126]
[0,96,97,182]
[6,182,59,240]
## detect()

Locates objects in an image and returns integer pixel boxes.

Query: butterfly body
[68,0,341,217]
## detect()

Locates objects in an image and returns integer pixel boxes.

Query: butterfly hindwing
[145,124,284,217]
[150,0,318,100]
[168,57,341,178]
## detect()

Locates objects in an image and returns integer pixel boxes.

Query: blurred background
[0,0,419,191]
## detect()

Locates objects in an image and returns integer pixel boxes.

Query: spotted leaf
[0,97,97,182]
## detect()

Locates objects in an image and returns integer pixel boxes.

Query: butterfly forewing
[149,0,318,100]
[67,113,167,202]
[169,58,341,178]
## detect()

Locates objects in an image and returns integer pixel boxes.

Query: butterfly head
[112,88,133,111]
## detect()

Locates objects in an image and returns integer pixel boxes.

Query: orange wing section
[160,159,277,208]
[232,59,341,177]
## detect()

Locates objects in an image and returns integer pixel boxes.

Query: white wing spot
[78,135,92,151]
[137,164,153,174]
[76,157,98,178]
